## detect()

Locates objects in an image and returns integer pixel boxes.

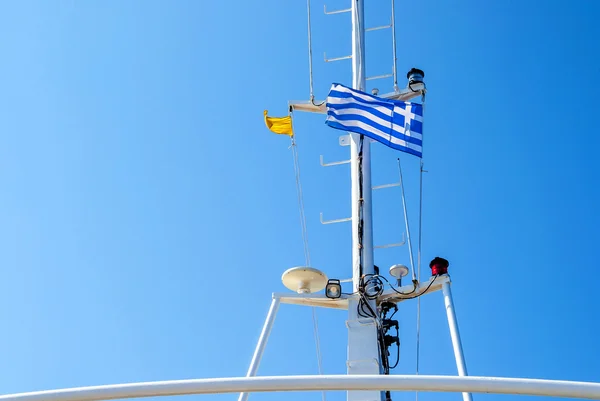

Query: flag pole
[349,1,371,293]
[347,1,381,401]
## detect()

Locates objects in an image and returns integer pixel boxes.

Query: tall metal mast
[350,0,371,292]
[347,2,381,401]
[243,3,478,401]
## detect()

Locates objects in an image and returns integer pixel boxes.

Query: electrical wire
[290,137,311,265]
[356,275,381,320]
[397,274,439,301]
[377,275,417,296]
[361,274,384,298]
[379,324,390,374]
[311,306,325,401]
[381,301,397,373]
[357,135,364,283]
[355,272,438,385]
[389,326,401,369]
[358,274,437,303]
[415,275,437,298]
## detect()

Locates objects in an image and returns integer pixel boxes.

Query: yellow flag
[264,110,294,136]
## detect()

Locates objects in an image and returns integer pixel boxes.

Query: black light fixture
[407,67,425,85]
[325,279,342,299]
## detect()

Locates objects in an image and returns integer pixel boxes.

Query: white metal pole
[390,0,398,92]
[350,0,372,293]
[347,1,380,401]
[5,375,600,401]
[397,158,416,282]
[238,297,281,401]
[441,281,472,401]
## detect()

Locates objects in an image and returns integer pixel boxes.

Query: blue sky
[0,1,599,401]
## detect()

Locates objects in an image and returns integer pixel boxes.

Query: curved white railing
[1,375,600,401]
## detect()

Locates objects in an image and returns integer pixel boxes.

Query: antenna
[282,267,328,294]
[389,264,409,286]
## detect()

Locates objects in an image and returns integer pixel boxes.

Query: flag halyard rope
[289,115,326,401]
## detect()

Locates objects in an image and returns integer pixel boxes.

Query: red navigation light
[429,257,449,276]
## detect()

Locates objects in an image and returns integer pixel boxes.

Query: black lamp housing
[325,279,342,299]
[407,67,425,85]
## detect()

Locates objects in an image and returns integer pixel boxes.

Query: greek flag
[325,83,423,158]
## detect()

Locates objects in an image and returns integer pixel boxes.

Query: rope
[311,307,325,401]
[290,137,311,264]
[288,117,326,401]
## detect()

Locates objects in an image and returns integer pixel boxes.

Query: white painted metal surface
[4,375,600,401]
[276,292,350,310]
[320,213,352,225]
[378,274,447,304]
[276,275,449,310]
[349,0,372,293]
[372,182,401,190]
[289,100,326,114]
[324,5,351,15]
[287,85,424,116]
[390,0,398,91]
[442,280,472,401]
[373,241,405,249]
[380,83,426,101]
[347,2,379,401]
[237,297,280,401]
[320,155,350,167]
[281,267,327,294]
[324,53,352,62]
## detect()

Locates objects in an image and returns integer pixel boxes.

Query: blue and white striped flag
[325,83,424,158]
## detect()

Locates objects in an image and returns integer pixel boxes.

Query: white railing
[1,375,600,401]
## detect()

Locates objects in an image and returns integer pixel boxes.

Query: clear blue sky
[0,1,599,401]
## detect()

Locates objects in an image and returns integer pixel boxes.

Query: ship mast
[350,1,372,291]
[347,1,381,401]
[260,3,452,401]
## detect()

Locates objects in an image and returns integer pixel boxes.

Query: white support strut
[3,375,600,401]
[238,297,281,401]
[442,280,473,401]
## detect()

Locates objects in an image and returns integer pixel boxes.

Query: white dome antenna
[281,267,328,294]
[389,264,409,286]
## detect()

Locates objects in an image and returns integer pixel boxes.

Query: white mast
[347,2,381,401]
[350,0,372,292]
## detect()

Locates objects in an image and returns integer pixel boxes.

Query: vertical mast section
[347,1,380,401]
[350,0,373,293]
